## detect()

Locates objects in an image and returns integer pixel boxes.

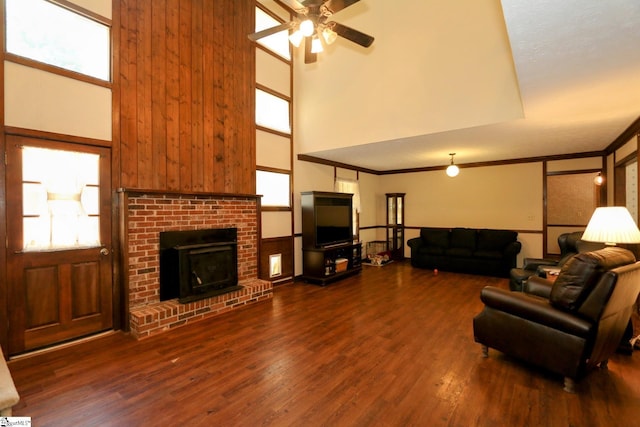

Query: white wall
[294,0,523,155]
[5,62,112,141]
[372,162,543,261]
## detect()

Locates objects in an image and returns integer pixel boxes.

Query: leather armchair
[508,231,604,291]
[474,247,640,392]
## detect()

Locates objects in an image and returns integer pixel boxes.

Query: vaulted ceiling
[293,0,640,171]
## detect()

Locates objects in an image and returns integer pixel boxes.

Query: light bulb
[446,165,459,177]
[311,36,323,53]
[594,173,604,185]
[300,19,314,37]
[322,27,338,45]
[289,30,303,47]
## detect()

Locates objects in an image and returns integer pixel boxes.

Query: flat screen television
[315,203,352,247]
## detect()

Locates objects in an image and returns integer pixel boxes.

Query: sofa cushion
[420,228,450,249]
[418,246,445,256]
[445,247,473,257]
[477,229,517,251]
[450,228,476,250]
[550,247,636,311]
[473,250,503,260]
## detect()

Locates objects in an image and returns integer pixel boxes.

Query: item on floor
[363,253,392,267]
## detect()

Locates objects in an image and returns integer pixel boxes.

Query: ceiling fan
[248,0,374,64]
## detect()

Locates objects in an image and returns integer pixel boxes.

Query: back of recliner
[581,261,640,368]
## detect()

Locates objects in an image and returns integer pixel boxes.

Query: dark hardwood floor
[7,260,640,426]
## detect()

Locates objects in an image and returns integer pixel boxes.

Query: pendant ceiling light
[446,153,459,177]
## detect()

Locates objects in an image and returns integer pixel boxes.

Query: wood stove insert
[160,228,241,303]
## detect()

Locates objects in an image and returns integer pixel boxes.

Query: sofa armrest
[521,257,558,271]
[523,275,554,298]
[407,237,423,250]
[479,286,592,338]
[504,241,522,257]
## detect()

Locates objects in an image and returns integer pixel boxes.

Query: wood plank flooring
[7,260,640,426]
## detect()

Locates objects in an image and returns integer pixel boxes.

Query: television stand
[300,242,362,285]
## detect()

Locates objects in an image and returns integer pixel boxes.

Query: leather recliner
[509,231,604,291]
[474,247,640,392]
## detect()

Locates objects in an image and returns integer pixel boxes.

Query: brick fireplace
[120,191,272,339]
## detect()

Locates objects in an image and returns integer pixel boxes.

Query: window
[6,0,111,81]
[22,146,101,251]
[257,170,290,208]
[335,177,361,236]
[255,7,291,60]
[256,89,291,134]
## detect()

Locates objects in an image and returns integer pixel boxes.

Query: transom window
[255,7,291,60]
[6,0,111,81]
[257,170,291,208]
[256,89,291,134]
[22,146,101,251]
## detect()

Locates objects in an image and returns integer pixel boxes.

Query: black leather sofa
[407,227,521,277]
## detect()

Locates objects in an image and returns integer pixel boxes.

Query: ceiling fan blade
[330,22,374,47]
[248,21,295,42]
[274,0,307,14]
[323,0,360,14]
[304,37,317,64]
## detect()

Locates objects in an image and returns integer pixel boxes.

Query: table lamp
[581,207,640,246]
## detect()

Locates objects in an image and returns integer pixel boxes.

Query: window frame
[257,167,292,211]
[254,5,292,61]
[255,86,291,135]
[4,0,113,88]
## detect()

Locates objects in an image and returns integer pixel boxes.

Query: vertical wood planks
[116,0,256,194]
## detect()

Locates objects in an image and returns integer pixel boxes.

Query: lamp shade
[581,206,640,245]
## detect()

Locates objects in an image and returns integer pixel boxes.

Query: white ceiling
[295,0,640,171]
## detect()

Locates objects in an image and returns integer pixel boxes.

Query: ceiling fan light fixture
[289,29,303,47]
[446,153,459,177]
[311,35,323,53]
[300,19,314,37]
[322,27,338,45]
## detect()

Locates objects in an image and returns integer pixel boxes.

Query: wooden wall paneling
[243,0,257,194]
[120,0,138,188]
[178,0,193,192]
[203,1,216,192]
[222,0,235,193]
[232,2,245,192]
[211,0,225,192]
[260,237,294,282]
[116,0,255,194]
[151,0,168,189]
[190,0,204,192]
[166,0,181,191]
[137,0,153,189]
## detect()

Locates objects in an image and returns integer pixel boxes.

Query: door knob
[100,247,110,256]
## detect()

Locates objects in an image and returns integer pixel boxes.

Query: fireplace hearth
[160,228,241,303]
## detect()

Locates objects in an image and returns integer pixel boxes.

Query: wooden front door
[5,136,113,356]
